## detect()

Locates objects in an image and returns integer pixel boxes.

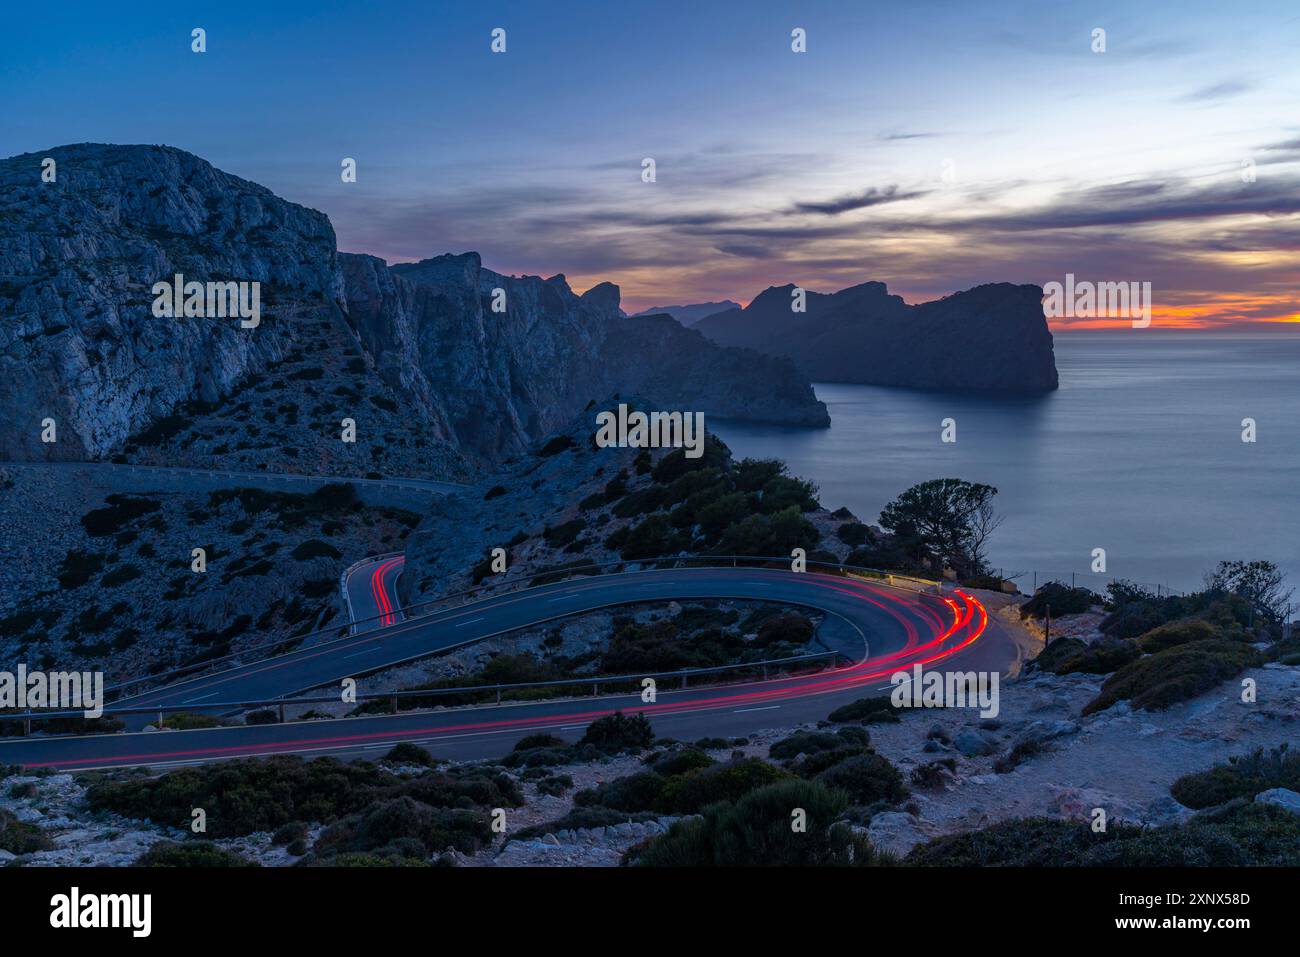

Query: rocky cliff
[694,280,1059,394]
[0,144,827,472]
[340,252,829,462]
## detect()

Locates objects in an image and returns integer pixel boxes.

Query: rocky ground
[0,464,421,680]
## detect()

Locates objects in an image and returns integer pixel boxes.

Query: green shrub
[291,539,342,561]
[755,612,813,647]
[384,743,438,767]
[837,523,870,546]
[537,434,576,456]
[993,739,1044,774]
[161,712,223,730]
[579,711,654,754]
[1082,639,1262,715]
[314,796,491,860]
[657,757,792,814]
[769,731,844,761]
[651,437,730,484]
[717,506,820,556]
[630,779,876,867]
[643,748,715,777]
[827,696,901,724]
[1033,637,1140,675]
[134,841,255,867]
[81,495,162,537]
[272,821,309,845]
[1136,618,1220,653]
[910,759,957,790]
[536,775,573,797]
[0,808,55,854]
[905,803,1300,866]
[514,806,658,841]
[543,518,586,548]
[57,550,108,588]
[1170,746,1300,809]
[574,771,666,812]
[814,753,908,805]
[620,513,682,560]
[1020,582,1100,619]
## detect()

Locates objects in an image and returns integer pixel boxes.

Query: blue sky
[3,0,1298,325]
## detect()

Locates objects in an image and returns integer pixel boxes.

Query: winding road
[0,558,1016,772]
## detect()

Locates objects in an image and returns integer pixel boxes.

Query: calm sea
[711,333,1300,596]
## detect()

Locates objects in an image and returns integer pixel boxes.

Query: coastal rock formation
[341,252,829,462]
[0,143,827,470]
[0,143,344,461]
[694,280,1059,394]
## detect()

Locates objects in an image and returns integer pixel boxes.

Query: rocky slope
[0,143,826,473]
[341,252,828,462]
[694,280,1059,394]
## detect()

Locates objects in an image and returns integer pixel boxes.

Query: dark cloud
[789,185,930,216]
[715,243,773,259]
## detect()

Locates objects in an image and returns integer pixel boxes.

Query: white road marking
[454,617,486,628]
[547,594,579,602]
[342,648,376,659]
[182,692,219,704]
[733,705,780,714]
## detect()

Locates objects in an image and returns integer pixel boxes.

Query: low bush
[134,841,255,867]
[993,738,1045,774]
[827,696,901,724]
[628,779,877,867]
[313,796,491,860]
[1082,639,1262,716]
[905,802,1300,866]
[1020,582,1101,619]
[836,523,870,546]
[1032,637,1140,675]
[573,771,666,812]
[1170,745,1300,809]
[0,807,55,854]
[657,757,792,814]
[814,752,908,805]
[910,759,957,790]
[1136,618,1220,653]
[643,747,715,777]
[578,711,654,754]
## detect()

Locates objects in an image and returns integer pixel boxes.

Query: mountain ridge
[694,279,1059,394]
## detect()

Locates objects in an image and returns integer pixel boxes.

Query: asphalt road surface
[0,564,1017,771]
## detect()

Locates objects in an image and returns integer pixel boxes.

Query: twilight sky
[3,0,1298,328]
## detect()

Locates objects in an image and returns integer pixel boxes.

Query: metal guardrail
[97,554,939,702]
[3,650,849,732]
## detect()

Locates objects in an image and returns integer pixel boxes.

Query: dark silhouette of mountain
[694,280,1058,394]
[0,144,828,467]
[630,301,741,327]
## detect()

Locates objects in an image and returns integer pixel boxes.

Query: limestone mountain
[0,144,827,475]
[693,280,1059,394]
